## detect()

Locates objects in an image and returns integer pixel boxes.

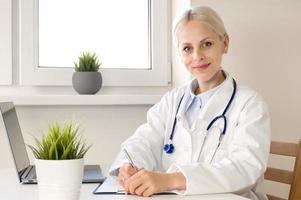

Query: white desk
[0,168,250,200]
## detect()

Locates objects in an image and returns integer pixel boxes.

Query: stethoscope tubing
[164,78,237,160]
[169,94,185,141]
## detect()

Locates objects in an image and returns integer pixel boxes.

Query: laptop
[0,102,106,184]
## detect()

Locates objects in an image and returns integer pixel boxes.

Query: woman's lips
[194,63,211,70]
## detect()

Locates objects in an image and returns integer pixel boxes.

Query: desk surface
[0,168,249,200]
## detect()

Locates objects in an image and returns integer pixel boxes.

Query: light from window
[39,0,149,69]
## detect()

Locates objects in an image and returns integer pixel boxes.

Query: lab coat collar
[177,71,235,124]
[198,71,235,123]
[185,79,222,113]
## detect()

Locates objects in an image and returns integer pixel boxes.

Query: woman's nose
[193,49,205,61]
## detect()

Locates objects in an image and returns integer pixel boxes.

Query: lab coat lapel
[191,120,207,162]
[198,75,234,124]
[192,75,235,162]
[175,84,193,131]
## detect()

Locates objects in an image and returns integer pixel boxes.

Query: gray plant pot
[72,72,102,94]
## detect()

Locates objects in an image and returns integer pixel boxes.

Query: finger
[124,168,147,194]
[125,168,147,188]
[133,183,149,196]
[119,170,130,180]
[123,178,130,194]
[136,168,146,175]
[120,164,137,178]
[124,171,141,194]
[142,186,155,197]
[125,165,138,176]
[118,167,125,179]
[118,170,127,180]
[127,177,143,195]
[119,164,129,174]
[116,176,125,187]
[118,168,127,180]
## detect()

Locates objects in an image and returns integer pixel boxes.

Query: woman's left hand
[124,169,171,197]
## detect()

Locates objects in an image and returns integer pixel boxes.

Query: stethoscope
[163,78,237,160]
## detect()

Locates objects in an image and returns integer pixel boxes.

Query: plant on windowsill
[72,52,102,94]
[28,121,91,200]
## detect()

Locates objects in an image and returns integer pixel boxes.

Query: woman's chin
[194,74,211,82]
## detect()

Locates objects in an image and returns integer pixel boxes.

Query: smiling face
[177,20,229,91]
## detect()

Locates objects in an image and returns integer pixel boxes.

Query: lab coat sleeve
[109,91,173,176]
[167,93,271,195]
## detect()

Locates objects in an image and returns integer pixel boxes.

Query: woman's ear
[223,34,229,54]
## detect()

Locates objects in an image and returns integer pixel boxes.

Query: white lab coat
[109,73,270,200]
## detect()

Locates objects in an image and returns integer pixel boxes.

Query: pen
[123,148,138,170]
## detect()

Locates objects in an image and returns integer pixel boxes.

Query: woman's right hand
[117,163,138,188]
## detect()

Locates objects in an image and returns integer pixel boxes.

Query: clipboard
[93,176,176,195]
[93,177,125,195]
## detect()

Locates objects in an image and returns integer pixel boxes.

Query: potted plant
[72,52,102,94]
[28,121,91,200]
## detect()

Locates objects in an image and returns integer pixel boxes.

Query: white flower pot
[35,158,84,200]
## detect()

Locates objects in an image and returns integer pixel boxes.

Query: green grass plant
[28,122,91,160]
[74,52,101,72]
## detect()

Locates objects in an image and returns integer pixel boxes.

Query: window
[39,0,149,69]
[19,0,171,86]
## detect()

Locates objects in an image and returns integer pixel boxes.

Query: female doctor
[109,6,270,200]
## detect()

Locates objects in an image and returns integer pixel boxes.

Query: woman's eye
[202,41,213,48]
[183,46,192,53]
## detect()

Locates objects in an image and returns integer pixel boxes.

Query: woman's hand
[117,163,138,188]
[124,169,186,197]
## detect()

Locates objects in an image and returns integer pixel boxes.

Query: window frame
[19,0,171,86]
[0,0,12,85]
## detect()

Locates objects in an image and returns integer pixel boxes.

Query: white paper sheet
[94,177,125,194]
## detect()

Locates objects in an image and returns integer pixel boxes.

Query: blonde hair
[173,6,227,45]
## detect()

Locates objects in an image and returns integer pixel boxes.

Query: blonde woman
[109,6,270,200]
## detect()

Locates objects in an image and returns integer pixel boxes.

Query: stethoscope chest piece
[163,143,174,154]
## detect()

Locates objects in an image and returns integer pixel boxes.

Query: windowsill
[0,86,170,106]
[0,94,164,106]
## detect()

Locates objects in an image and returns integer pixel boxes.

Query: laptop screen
[0,102,30,174]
